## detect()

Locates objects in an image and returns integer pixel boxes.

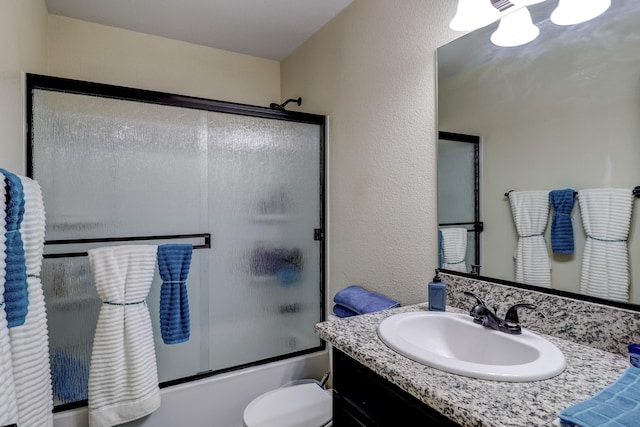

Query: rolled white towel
[9,176,53,427]
[578,188,633,302]
[88,245,160,427]
[440,228,468,273]
[508,190,552,288]
[0,171,19,427]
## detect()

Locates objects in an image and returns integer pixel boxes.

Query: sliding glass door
[28,75,325,407]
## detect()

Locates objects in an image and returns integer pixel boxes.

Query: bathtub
[53,349,330,427]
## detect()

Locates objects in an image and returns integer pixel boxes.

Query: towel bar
[43,233,211,259]
[505,189,640,198]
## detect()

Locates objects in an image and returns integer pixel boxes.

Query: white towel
[440,228,468,273]
[578,188,634,302]
[88,245,160,427]
[508,191,552,288]
[7,177,53,427]
[0,172,19,427]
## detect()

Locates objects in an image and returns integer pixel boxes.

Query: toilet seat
[243,383,332,427]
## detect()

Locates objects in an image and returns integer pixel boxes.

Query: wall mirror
[437,0,640,308]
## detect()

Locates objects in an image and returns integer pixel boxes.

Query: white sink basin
[377,311,566,382]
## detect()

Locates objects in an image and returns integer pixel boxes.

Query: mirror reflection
[437,0,640,305]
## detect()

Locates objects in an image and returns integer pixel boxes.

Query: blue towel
[333,304,359,318]
[438,229,444,268]
[333,285,400,315]
[158,244,193,344]
[549,189,575,254]
[1,169,28,328]
[51,347,89,404]
[559,367,640,427]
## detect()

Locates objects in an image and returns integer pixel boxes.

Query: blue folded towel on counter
[333,285,400,318]
[549,189,575,254]
[558,367,640,427]
[158,244,193,344]
[333,304,359,318]
[1,169,29,328]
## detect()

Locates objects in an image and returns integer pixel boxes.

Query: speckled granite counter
[315,303,630,427]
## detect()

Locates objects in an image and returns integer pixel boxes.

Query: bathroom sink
[377,311,566,382]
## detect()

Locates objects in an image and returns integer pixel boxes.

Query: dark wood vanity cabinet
[333,349,463,426]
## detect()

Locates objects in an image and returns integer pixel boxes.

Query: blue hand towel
[1,169,28,328]
[559,367,640,427]
[333,304,359,318]
[438,229,444,268]
[158,244,193,344]
[549,189,575,254]
[333,285,400,315]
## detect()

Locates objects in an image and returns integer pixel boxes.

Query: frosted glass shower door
[28,75,326,407]
[32,89,210,404]
[207,113,322,370]
[437,133,481,273]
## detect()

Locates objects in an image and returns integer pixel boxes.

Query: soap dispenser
[428,269,446,312]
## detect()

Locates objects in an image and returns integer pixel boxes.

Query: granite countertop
[315,303,630,427]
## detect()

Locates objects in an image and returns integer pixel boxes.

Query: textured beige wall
[282,0,460,305]
[47,15,280,106]
[0,0,48,174]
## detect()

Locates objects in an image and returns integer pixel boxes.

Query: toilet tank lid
[243,383,332,427]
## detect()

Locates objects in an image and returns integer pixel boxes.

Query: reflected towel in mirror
[508,190,552,288]
[440,228,468,272]
[578,188,633,302]
[549,189,575,254]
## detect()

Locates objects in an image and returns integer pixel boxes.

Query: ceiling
[44,0,354,61]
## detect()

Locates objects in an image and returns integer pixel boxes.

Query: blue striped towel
[1,169,28,328]
[549,189,575,254]
[559,367,640,427]
[333,285,400,317]
[158,244,193,344]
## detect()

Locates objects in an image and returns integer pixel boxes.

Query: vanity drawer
[333,348,461,426]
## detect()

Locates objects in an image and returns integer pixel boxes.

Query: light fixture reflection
[551,0,611,26]
[450,0,500,31]
[490,7,540,47]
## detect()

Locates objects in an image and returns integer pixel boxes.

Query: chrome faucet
[463,291,536,335]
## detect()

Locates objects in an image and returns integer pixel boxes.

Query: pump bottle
[428,269,446,311]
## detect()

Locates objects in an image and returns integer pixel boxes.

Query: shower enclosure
[26,74,326,409]
[437,131,482,274]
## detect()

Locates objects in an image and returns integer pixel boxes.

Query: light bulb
[490,7,540,47]
[551,0,611,26]
[450,0,501,32]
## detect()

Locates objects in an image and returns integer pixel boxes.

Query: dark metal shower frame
[25,73,327,412]
[437,131,483,273]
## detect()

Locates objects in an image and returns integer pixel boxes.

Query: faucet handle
[463,291,487,308]
[463,291,491,324]
[504,303,536,325]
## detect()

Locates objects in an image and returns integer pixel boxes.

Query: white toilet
[242,382,332,427]
[242,314,337,427]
